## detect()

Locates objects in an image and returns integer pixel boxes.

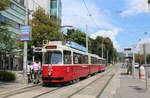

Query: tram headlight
[48,72,52,76]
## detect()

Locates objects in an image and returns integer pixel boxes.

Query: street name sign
[20,25,31,41]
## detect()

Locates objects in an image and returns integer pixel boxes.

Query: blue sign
[69,42,87,52]
[20,25,31,41]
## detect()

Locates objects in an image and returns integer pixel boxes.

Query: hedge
[0,70,16,81]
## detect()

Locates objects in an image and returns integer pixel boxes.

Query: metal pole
[102,39,104,58]
[107,50,108,66]
[86,24,88,53]
[23,0,29,81]
[143,44,148,90]
[132,49,135,78]
[23,41,27,77]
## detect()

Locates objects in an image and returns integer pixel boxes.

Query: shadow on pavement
[129,86,146,93]
[120,73,128,75]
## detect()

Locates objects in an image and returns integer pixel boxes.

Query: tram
[41,41,106,84]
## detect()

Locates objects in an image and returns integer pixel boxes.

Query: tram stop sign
[20,25,32,41]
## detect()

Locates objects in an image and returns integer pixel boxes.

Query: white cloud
[62,0,122,51]
[62,0,115,30]
[90,29,122,51]
[121,0,148,16]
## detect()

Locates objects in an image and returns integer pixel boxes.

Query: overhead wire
[82,0,100,28]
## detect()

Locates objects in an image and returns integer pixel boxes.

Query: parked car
[134,63,139,68]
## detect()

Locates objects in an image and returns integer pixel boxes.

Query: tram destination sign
[20,25,31,41]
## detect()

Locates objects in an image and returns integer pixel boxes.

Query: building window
[0,15,21,29]
[51,0,57,9]
[9,2,26,15]
[15,0,25,6]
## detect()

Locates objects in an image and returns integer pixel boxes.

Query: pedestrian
[27,63,32,83]
[33,61,41,84]
[127,64,132,75]
[16,65,19,71]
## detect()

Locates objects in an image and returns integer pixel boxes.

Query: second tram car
[42,41,106,83]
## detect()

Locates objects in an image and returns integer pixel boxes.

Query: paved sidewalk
[0,71,37,94]
[114,68,150,98]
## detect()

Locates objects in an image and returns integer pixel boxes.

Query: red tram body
[41,41,106,83]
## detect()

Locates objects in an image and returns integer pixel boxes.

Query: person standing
[27,63,32,83]
[33,61,41,84]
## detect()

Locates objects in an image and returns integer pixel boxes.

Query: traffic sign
[20,25,31,41]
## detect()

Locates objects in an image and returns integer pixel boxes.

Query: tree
[0,0,17,69]
[0,0,9,11]
[90,36,116,63]
[0,0,14,54]
[146,54,150,64]
[31,8,63,47]
[66,29,86,47]
[135,54,144,64]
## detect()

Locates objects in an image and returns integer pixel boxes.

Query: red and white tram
[41,41,106,84]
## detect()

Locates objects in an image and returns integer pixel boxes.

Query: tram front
[42,45,64,83]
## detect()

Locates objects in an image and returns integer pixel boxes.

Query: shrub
[0,70,16,81]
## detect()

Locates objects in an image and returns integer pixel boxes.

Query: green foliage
[0,0,9,11]
[0,0,15,54]
[0,70,16,81]
[65,28,117,63]
[135,54,144,64]
[146,54,150,64]
[0,30,16,54]
[31,8,63,47]
[66,29,86,47]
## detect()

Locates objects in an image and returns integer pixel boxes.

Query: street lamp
[61,25,73,28]
[143,32,148,90]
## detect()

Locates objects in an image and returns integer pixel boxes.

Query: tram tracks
[0,84,64,98]
[68,68,116,98]
[0,66,117,98]
[35,66,117,98]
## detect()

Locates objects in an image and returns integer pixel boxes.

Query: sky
[62,0,150,52]
[29,0,150,52]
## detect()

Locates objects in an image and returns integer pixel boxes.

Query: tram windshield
[43,51,62,64]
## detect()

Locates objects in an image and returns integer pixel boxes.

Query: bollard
[139,66,146,79]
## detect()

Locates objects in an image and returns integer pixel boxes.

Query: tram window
[43,51,62,64]
[91,57,98,64]
[98,59,101,64]
[91,57,94,64]
[83,55,88,64]
[102,60,106,64]
[63,51,72,64]
[73,52,81,64]
[44,52,49,64]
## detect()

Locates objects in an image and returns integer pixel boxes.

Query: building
[0,0,26,70]
[28,0,62,24]
[138,43,150,54]
[0,0,26,34]
[145,0,150,12]
[49,0,62,24]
